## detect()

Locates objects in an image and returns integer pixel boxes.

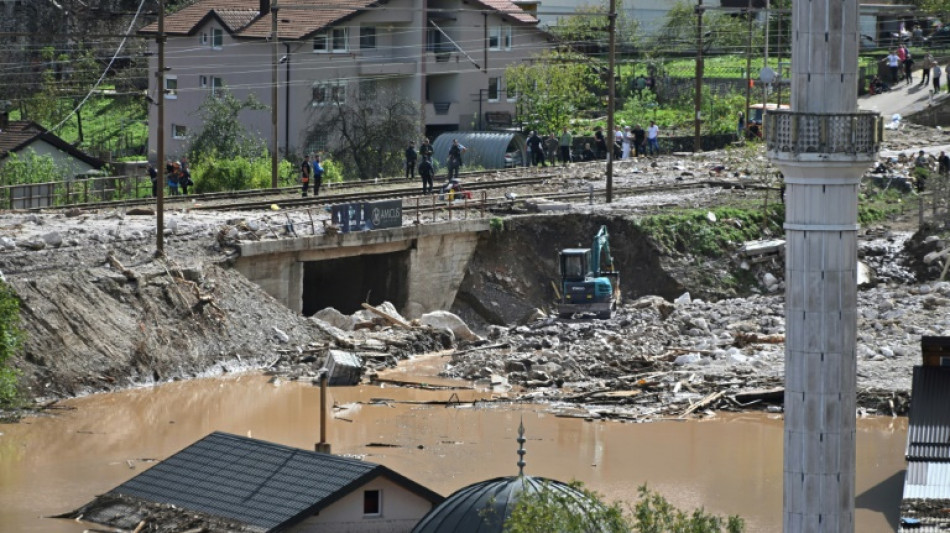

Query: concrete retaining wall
[235,220,489,318]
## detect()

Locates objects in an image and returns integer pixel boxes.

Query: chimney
[260,0,270,15]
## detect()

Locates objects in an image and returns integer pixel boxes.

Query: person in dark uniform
[405,142,417,179]
[419,156,434,194]
[300,154,312,197]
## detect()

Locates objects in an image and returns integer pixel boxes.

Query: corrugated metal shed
[431,132,526,170]
[95,432,442,532]
[412,475,606,533]
[906,366,950,461]
[903,462,950,499]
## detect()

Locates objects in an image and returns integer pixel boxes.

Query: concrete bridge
[235,220,489,319]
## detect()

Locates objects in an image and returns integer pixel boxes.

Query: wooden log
[361,303,412,329]
[680,390,726,418]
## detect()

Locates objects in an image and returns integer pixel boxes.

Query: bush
[0,282,23,406]
[0,150,70,185]
[191,153,293,193]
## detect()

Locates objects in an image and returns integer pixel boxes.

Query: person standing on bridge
[447,139,466,181]
[300,154,312,197]
[419,155,434,194]
[405,142,417,180]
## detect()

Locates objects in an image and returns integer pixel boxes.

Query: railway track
[192,175,552,211]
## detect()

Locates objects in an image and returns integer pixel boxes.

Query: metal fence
[0,174,152,209]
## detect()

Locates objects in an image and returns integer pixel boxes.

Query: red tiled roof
[140,0,537,39]
[0,121,44,159]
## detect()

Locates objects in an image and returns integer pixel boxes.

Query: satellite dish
[759,66,777,85]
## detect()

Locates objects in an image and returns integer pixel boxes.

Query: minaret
[765,0,882,530]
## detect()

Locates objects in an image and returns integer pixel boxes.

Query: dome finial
[517,416,527,476]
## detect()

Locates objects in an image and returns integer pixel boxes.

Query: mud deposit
[0,374,906,533]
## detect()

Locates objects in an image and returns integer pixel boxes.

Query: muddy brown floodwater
[0,357,907,533]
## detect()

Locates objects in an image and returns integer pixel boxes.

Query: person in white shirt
[647,121,660,156]
[621,126,632,159]
[613,125,623,159]
[882,50,901,85]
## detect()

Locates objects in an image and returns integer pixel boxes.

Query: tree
[550,0,641,55]
[0,282,23,407]
[649,2,761,55]
[185,90,267,164]
[303,84,420,181]
[503,483,745,533]
[505,50,603,134]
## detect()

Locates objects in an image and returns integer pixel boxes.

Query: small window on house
[488,26,501,50]
[314,33,328,52]
[314,28,348,53]
[359,79,377,101]
[360,26,376,50]
[212,28,223,49]
[172,124,187,139]
[211,77,225,97]
[164,76,178,99]
[199,75,208,88]
[503,26,512,50]
[199,32,208,46]
[363,490,381,516]
[312,81,346,105]
[330,81,346,103]
[488,77,499,101]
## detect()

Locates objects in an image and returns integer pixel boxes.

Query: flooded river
[0,364,906,532]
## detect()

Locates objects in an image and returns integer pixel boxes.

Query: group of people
[614,121,660,159]
[299,154,325,197]
[525,128,578,167]
[404,137,463,195]
[882,46,948,95]
[913,149,950,192]
[147,158,192,196]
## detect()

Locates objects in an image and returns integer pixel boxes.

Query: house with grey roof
[899,336,950,532]
[0,110,105,180]
[138,0,553,161]
[67,431,443,533]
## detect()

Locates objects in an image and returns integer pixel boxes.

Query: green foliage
[633,485,745,533]
[648,2,761,55]
[490,217,505,233]
[191,153,294,193]
[186,90,267,165]
[319,158,344,184]
[503,481,630,533]
[0,282,23,407]
[550,0,640,52]
[506,50,604,133]
[0,149,70,185]
[635,205,784,257]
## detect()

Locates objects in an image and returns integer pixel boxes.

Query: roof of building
[101,432,442,532]
[0,120,104,168]
[906,366,950,461]
[140,0,537,40]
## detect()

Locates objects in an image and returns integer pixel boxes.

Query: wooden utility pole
[694,0,704,152]
[744,0,753,123]
[156,0,165,256]
[271,1,279,188]
[605,0,617,203]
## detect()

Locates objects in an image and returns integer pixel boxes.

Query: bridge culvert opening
[302,251,409,316]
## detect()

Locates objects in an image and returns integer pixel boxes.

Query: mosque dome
[412,474,601,533]
[412,419,606,533]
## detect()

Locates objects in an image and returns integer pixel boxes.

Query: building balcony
[765,110,883,161]
[425,101,458,124]
[425,52,475,74]
[357,58,416,77]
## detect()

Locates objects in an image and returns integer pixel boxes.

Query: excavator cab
[558,243,617,319]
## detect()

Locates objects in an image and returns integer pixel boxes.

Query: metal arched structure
[431,132,525,170]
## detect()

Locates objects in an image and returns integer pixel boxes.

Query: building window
[199,32,208,45]
[172,124,187,139]
[164,75,177,99]
[489,25,511,51]
[312,80,347,105]
[360,26,376,50]
[488,77,499,101]
[359,79,377,101]
[212,28,223,49]
[363,490,381,516]
[211,77,225,97]
[315,28,348,53]
[199,75,208,88]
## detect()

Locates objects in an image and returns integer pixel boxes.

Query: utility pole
[155,0,165,256]
[744,0,753,124]
[271,1,279,189]
[605,0,617,203]
[694,0,704,152]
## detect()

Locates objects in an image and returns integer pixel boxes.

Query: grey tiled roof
[111,431,441,532]
[907,366,950,461]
